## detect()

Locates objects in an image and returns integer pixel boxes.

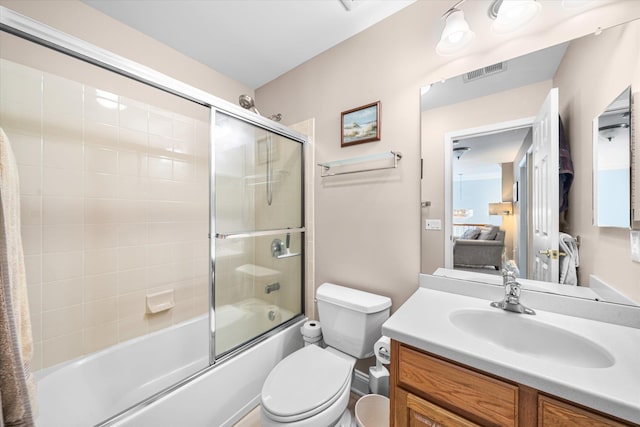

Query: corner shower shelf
[318,150,402,177]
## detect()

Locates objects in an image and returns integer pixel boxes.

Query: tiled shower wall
[0,58,210,370]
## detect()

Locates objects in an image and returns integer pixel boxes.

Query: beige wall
[257,0,640,311]
[553,20,640,300]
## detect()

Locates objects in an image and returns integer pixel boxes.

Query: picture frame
[341,101,381,147]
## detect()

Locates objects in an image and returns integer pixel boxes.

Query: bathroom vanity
[382,277,640,426]
[390,342,633,426]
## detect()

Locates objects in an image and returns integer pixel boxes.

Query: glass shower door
[212,111,304,356]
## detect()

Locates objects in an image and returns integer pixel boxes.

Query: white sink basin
[449,309,615,369]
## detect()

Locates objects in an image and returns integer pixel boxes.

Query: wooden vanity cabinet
[390,340,637,427]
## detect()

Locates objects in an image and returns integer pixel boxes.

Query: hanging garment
[558,116,574,213]
[0,128,36,427]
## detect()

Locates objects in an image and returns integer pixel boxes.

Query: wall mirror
[593,86,631,228]
[420,18,639,307]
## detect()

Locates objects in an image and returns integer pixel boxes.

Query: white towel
[559,232,579,286]
[0,127,35,426]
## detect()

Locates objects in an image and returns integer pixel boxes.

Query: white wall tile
[117,246,146,270]
[85,273,117,302]
[43,137,83,170]
[118,128,148,153]
[42,278,83,311]
[42,332,83,368]
[10,132,42,167]
[148,111,173,136]
[84,248,117,276]
[84,224,119,250]
[85,121,119,149]
[8,59,214,369]
[43,224,83,253]
[84,172,119,199]
[118,268,148,294]
[85,298,117,327]
[85,145,118,174]
[118,150,147,176]
[43,251,83,282]
[20,196,42,226]
[42,305,83,340]
[17,164,42,196]
[148,156,173,180]
[119,104,148,132]
[43,168,83,197]
[43,197,84,225]
[148,134,174,154]
[83,321,118,353]
[85,88,119,126]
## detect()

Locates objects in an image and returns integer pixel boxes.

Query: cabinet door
[407,393,480,427]
[538,396,631,427]
[398,345,518,426]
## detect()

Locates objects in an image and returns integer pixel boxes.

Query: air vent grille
[463,62,507,83]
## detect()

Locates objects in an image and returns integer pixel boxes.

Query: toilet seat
[261,345,353,423]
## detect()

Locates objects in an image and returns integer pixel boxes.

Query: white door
[531,88,560,283]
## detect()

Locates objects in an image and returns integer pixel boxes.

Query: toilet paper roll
[374,336,391,365]
[300,320,322,339]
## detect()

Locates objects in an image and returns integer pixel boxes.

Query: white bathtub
[36,299,302,427]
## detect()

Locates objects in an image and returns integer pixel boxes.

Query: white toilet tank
[316,283,392,358]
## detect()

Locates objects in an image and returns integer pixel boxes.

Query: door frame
[444,117,535,269]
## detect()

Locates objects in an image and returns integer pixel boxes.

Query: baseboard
[351,369,369,396]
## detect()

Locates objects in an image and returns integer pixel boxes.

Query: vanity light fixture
[436,0,475,56]
[489,0,541,35]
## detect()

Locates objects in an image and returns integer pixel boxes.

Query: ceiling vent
[463,62,507,83]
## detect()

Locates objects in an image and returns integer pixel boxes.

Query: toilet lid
[261,345,352,421]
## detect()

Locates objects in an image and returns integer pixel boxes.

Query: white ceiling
[453,128,531,179]
[82,0,416,89]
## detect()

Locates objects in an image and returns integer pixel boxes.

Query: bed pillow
[478,225,499,240]
[461,227,481,240]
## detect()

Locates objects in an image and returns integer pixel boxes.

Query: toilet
[260,283,392,427]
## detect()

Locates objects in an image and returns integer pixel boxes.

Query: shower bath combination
[0,6,307,425]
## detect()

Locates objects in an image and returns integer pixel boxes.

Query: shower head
[238,94,261,116]
[239,94,254,109]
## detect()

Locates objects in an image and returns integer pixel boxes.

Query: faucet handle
[505,280,521,297]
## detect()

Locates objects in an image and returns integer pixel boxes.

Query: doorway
[444,117,534,274]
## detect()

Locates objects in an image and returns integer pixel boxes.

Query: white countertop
[382,287,640,423]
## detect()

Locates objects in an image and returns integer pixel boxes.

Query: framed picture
[341,101,381,147]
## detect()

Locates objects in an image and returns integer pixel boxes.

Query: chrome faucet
[490,264,535,315]
[265,282,281,294]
